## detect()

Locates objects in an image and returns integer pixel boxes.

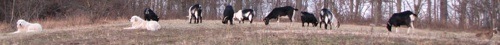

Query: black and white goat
[144,8,159,21]
[221,5,235,25]
[319,9,340,29]
[233,9,255,24]
[263,6,298,25]
[300,12,318,27]
[386,11,417,33]
[187,4,203,24]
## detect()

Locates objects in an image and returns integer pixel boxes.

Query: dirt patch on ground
[0,20,498,45]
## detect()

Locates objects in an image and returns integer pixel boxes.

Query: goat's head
[264,18,270,25]
[144,8,151,14]
[386,23,392,32]
[222,17,228,24]
[313,22,319,27]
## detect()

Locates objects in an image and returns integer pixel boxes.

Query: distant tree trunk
[350,0,355,20]
[371,0,382,24]
[396,0,401,12]
[427,0,432,26]
[355,0,362,22]
[458,0,468,29]
[440,0,448,22]
[10,0,15,23]
[414,0,422,25]
[414,0,421,13]
[433,0,439,23]
[491,0,498,28]
[494,0,500,28]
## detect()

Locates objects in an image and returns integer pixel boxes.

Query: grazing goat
[386,11,417,33]
[319,9,340,29]
[233,9,255,24]
[221,5,235,25]
[300,12,318,27]
[263,6,298,25]
[11,19,43,34]
[144,8,160,21]
[187,4,203,24]
[124,16,161,31]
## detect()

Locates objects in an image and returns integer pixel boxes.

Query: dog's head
[16,19,29,29]
[130,15,145,23]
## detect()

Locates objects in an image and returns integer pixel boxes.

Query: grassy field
[0,20,498,45]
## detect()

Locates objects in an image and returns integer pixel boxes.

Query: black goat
[144,8,159,21]
[300,12,318,27]
[222,5,235,25]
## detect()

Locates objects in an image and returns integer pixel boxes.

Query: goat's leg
[241,19,245,23]
[330,24,333,29]
[250,20,253,23]
[189,17,193,24]
[194,18,197,24]
[319,21,322,28]
[307,23,310,26]
[238,20,242,24]
[230,19,234,25]
[198,16,203,23]
[200,16,203,23]
[289,15,294,22]
[395,27,399,33]
[277,18,280,23]
[197,17,200,23]
[302,22,305,27]
[194,17,198,24]
[250,19,253,23]
[408,23,415,33]
[324,23,328,29]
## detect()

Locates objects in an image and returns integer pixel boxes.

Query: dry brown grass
[0,20,498,45]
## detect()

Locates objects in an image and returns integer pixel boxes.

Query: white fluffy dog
[124,16,161,31]
[12,19,43,34]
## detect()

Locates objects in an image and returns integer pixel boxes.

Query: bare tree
[440,0,448,22]
[10,0,15,23]
[396,0,401,12]
[458,0,468,29]
[371,0,382,24]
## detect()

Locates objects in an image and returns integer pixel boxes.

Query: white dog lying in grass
[11,19,43,34]
[124,16,161,31]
